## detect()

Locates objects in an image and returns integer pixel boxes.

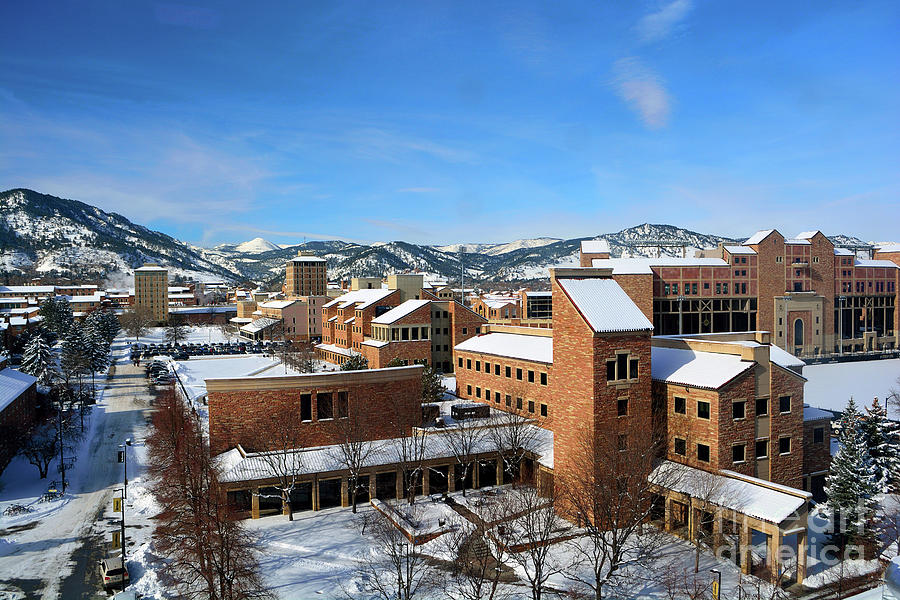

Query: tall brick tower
[285,251,327,298]
[134,263,168,323]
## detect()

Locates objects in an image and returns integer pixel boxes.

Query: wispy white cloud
[636,0,692,43]
[345,128,475,164]
[612,58,671,129]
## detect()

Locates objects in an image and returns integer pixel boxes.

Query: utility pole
[117,439,132,499]
[115,488,127,593]
[459,246,466,307]
[57,397,66,491]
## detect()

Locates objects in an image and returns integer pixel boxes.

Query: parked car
[98,556,129,592]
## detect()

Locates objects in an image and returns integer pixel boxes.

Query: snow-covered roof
[327,316,337,322]
[323,288,396,310]
[240,317,280,334]
[315,343,360,358]
[289,255,326,262]
[9,317,26,326]
[361,339,388,348]
[785,238,811,245]
[876,243,900,253]
[216,423,553,483]
[135,265,167,272]
[580,239,610,254]
[591,257,729,274]
[672,337,805,372]
[724,245,756,255]
[796,231,821,240]
[259,300,296,309]
[834,248,854,256]
[0,285,55,294]
[169,306,236,314]
[372,299,431,324]
[229,317,253,324]
[744,229,776,245]
[344,316,355,324]
[650,461,809,525]
[855,259,899,269]
[803,404,835,422]
[455,332,553,364]
[651,346,754,389]
[556,278,653,333]
[525,291,552,297]
[482,299,516,309]
[0,368,37,413]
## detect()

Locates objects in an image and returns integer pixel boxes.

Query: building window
[462,327,467,335]
[779,396,791,413]
[516,397,523,410]
[674,438,686,456]
[505,366,511,378]
[528,400,535,413]
[607,353,638,381]
[495,392,500,403]
[697,401,710,420]
[475,387,481,398]
[484,361,490,373]
[300,393,312,422]
[528,370,535,383]
[540,372,548,385]
[337,391,348,418]
[779,437,791,455]
[733,400,746,420]
[697,444,710,462]
[485,388,490,401]
[495,364,501,376]
[814,427,824,443]
[756,397,768,416]
[467,385,472,395]
[466,359,471,370]
[475,361,480,372]
[733,444,746,464]
[617,434,628,451]
[516,368,523,380]
[674,397,686,414]
[755,439,768,459]
[540,403,548,417]
[317,393,333,420]
[505,395,511,407]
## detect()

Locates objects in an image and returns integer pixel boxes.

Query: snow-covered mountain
[0,189,880,287]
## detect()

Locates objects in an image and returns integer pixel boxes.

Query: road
[0,342,153,599]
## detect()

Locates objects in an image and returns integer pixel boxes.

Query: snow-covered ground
[804,358,900,415]
[127,325,240,345]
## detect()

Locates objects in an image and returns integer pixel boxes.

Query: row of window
[458,356,549,385]
[466,385,549,417]
[673,436,791,463]
[299,391,349,422]
[732,256,750,264]
[673,395,791,419]
[661,282,750,296]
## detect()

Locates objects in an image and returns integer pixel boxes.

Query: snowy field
[126,325,240,345]
[172,355,299,403]
[804,358,900,414]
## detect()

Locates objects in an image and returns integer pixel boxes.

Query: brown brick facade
[206,367,423,455]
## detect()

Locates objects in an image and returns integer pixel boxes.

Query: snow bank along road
[0,346,153,599]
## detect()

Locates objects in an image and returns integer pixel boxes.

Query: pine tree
[862,398,900,493]
[825,397,879,544]
[38,297,74,337]
[340,354,369,371]
[21,331,57,387]
[84,325,110,399]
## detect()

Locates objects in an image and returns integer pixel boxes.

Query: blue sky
[1,1,898,246]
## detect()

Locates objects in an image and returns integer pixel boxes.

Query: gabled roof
[580,239,610,254]
[556,278,653,333]
[834,248,854,256]
[651,346,754,390]
[239,317,280,334]
[796,231,821,240]
[724,245,756,255]
[744,229,776,245]
[785,238,811,245]
[259,300,296,309]
[323,288,396,310]
[371,299,431,324]
[455,332,553,364]
[0,368,37,412]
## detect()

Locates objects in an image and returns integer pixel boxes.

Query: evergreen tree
[85,325,110,399]
[825,398,879,544]
[862,398,900,493]
[340,354,369,371]
[21,331,57,387]
[421,364,447,403]
[38,297,74,337]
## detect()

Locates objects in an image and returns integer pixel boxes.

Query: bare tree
[165,318,190,345]
[19,422,58,479]
[120,304,155,343]
[244,402,309,521]
[331,412,379,513]
[485,409,542,488]
[395,426,429,505]
[496,485,567,600]
[442,414,487,497]
[346,508,437,600]
[559,421,679,600]
[437,498,515,600]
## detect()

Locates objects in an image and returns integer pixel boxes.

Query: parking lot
[129,339,283,362]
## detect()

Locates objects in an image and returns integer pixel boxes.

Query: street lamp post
[115,487,127,593]
[710,568,721,600]
[117,438,132,499]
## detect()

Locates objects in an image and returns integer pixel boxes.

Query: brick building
[581,229,899,358]
[317,275,487,371]
[134,263,168,323]
[0,367,38,474]
[284,251,327,297]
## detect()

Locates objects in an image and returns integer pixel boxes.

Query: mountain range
[0,188,878,288]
